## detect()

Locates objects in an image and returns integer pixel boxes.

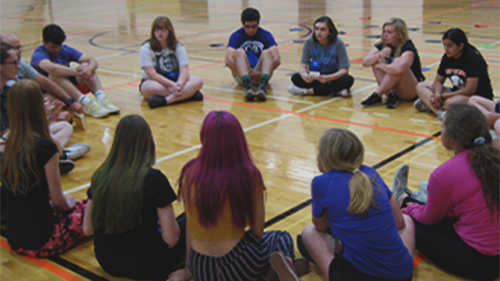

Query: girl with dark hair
[169,110,308,281]
[288,16,354,97]
[83,114,186,280]
[361,18,425,109]
[1,80,88,257]
[300,128,415,281]
[397,104,499,280]
[140,16,204,109]
[415,28,493,120]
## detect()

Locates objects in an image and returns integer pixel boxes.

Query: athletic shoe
[269,252,300,281]
[437,111,447,121]
[61,143,90,160]
[414,98,431,112]
[244,85,255,101]
[148,96,167,109]
[99,96,120,114]
[391,164,409,202]
[385,92,399,109]
[188,90,204,101]
[83,100,110,118]
[59,159,75,175]
[361,92,383,107]
[287,85,307,96]
[256,84,267,101]
[297,234,316,264]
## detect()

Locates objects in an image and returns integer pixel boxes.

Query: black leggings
[413,218,499,281]
[291,73,354,96]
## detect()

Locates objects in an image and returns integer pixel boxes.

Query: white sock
[94,90,105,102]
[78,95,90,106]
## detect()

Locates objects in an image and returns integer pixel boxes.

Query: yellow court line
[381,142,443,177]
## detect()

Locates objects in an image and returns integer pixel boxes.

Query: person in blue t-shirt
[31,24,120,118]
[225,7,280,102]
[287,16,354,97]
[299,128,415,281]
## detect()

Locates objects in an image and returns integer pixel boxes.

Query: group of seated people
[0,6,499,281]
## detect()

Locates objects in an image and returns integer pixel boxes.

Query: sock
[94,90,105,102]
[78,95,90,106]
[260,74,270,87]
[241,75,251,88]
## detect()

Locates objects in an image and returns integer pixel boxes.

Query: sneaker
[244,85,255,101]
[410,189,428,204]
[59,159,75,175]
[385,92,399,109]
[99,96,120,114]
[414,98,432,112]
[391,164,409,202]
[437,111,447,121]
[361,92,383,107]
[418,181,428,192]
[61,143,90,160]
[148,96,167,109]
[188,90,204,102]
[296,234,315,264]
[256,84,267,101]
[84,99,110,118]
[338,88,351,97]
[287,85,307,96]
[269,252,300,281]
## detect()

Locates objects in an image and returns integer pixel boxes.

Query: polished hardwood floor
[1,0,499,280]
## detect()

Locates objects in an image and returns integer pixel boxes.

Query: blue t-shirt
[30,45,83,77]
[300,37,350,75]
[227,27,277,67]
[311,165,413,280]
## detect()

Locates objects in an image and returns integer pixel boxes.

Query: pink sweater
[406,150,499,255]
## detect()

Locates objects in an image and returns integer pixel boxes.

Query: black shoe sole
[148,96,167,109]
[296,234,316,264]
[385,101,399,109]
[59,160,75,175]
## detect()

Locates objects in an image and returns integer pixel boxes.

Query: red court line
[103,79,141,91]
[0,239,85,281]
[413,253,426,268]
[204,96,442,140]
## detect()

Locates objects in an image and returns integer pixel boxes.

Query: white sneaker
[84,99,110,118]
[61,143,90,160]
[99,96,120,114]
[437,111,447,121]
[287,85,307,96]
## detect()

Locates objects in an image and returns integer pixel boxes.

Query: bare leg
[372,67,386,89]
[234,48,250,77]
[468,95,496,114]
[141,75,203,105]
[393,69,418,100]
[442,95,470,110]
[415,82,442,115]
[301,224,336,280]
[399,214,416,257]
[49,121,73,149]
[49,75,84,101]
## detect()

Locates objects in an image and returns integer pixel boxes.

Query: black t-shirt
[437,47,493,99]
[5,138,59,250]
[87,168,177,278]
[375,40,425,82]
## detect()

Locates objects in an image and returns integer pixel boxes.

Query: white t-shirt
[139,42,188,80]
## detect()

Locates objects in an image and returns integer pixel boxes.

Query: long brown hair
[143,16,179,52]
[1,80,50,195]
[90,115,156,234]
[317,128,378,216]
[444,104,499,214]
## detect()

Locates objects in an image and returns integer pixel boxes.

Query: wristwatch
[66,97,75,106]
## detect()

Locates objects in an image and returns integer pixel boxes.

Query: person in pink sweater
[399,104,499,280]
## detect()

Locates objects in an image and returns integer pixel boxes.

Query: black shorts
[329,254,412,281]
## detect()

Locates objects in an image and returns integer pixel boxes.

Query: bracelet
[65,97,75,106]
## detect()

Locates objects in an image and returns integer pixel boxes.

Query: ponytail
[468,142,499,214]
[347,169,379,216]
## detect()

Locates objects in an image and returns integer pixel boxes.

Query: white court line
[409,118,427,123]
[64,83,377,195]
[373,112,389,117]
[339,107,354,111]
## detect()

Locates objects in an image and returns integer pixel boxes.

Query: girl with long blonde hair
[300,128,415,280]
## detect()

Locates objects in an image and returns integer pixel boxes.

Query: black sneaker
[256,84,267,101]
[189,90,204,101]
[244,85,255,101]
[361,92,383,107]
[148,96,167,109]
[59,160,75,175]
[385,92,399,109]
[296,234,316,264]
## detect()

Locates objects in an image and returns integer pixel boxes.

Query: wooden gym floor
[1,0,499,280]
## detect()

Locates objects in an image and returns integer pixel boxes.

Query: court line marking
[202,85,315,105]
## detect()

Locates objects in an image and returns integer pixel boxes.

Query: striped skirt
[189,230,294,281]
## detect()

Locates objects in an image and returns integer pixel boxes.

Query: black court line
[264,131,441,229]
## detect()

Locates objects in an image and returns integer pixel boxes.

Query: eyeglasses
[13,45,23,51]
[244,24,258,29]
[154,28,168,33]
[2,59,19,66]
